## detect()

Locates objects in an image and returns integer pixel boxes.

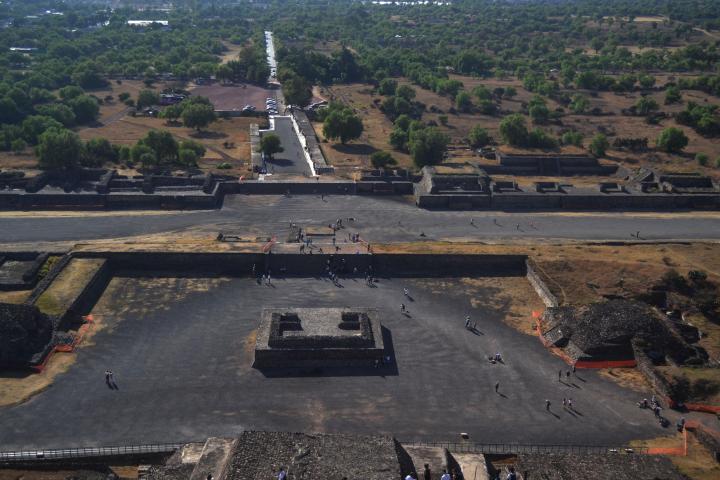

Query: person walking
[566,370,571,380]
[567,398,573,410]
[558,370,562,381]
[545,399,551,411]
[465,315,471,329]
[495,381,500,393]
[401,303,406,313]
[404,288,409,297]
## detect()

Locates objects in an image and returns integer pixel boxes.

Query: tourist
[470,218,474,226]
[566,370,570,380]
[545,399,551,411]
[495,353,502,362]
[423,464,432,480]
[465,315,471,329]
[558,370,562,381]
[401,303,406,313]
[278,468,286,480]
[562,398,566,407]
[440,470,451,480]
[404,288,409,297]
[567,398,573,410]
[104,370,111,383]
[506,466,517,480]
[516,223,520,230]
[405,472,416,480]
[572,364,576,375]
[495,381,500,393]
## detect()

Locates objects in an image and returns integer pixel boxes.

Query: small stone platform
[253,307,385,368]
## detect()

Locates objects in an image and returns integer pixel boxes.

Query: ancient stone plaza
[254,308,385,368]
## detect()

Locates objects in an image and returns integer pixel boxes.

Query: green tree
[589,134,610,157]
[499,113,529,146]
[665,86,682,105]
[638,74,656,89]
[561,131,584,147]
[179,139,206,158]
[58,85,84,101]
[21,115,63,144]
[281,71,312,106]
[389,128,408,151]
[408,127,449,168]
[378,78,398,96]
[36,104,76,127]
[84,138,117,166]
[323,106,364,144]
[259,133,283,159]
[396,85,416,101]
[11,138,26,153]
[138,130,178,163]
[178,148,198,166]
[131,144,155,165]
[161,103,184,124]
[455,91,473,113]
[657,127,689,153]
[569,94,590,114]
[69,95,100,124]
[467,125,491,148]
[36,127,83,170]
[137,89,160,109]
[635,96,659,116]
[370,151,397,169]
[529,103,550,124]
[182,104,216,132]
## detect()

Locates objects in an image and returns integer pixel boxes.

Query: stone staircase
[404,446,447,479]
[188,437,238,480]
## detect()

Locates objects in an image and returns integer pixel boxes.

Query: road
[261,118,311,175]
[1,195,719,245]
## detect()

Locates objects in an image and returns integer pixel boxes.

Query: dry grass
[656,366,720,404]
[0,289,31,304]
[631,432,720,480]
[324,75,720,180]
[79,116,254,176]
[0,353,76,408]
[599,368,652,392]
[35,258,105,316]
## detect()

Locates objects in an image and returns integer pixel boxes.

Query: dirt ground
[631,431,720,480]
[0,289,31,304]
[323,75,720,179]
[79,116,254,176]
[190,83,274,111]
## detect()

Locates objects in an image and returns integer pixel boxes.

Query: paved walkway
[0,277,663,449]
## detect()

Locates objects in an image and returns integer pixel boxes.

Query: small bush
[696,153,709,166]
[217,162,232,169]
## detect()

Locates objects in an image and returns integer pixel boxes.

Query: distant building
[127,20,169,27]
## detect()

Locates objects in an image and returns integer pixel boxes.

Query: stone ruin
[540,299,707,364]
[253,308,385,368]
[0,302,54,369]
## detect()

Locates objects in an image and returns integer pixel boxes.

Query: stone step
[452,453,490,480]
[404,446,448,480]
[189,437,238,480]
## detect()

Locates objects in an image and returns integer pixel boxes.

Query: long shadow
[266,158,294,167]
[257,326,398,378]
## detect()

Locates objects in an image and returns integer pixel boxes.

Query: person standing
[545,399,551,411]
[423,464,432,480]
[495,381,500,393]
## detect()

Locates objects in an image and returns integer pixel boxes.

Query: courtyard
[0,274,662,450]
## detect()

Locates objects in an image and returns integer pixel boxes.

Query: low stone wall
[76,251,528,278]
[417,192,720,211]
[633,345,674,399]
[0,192,219,211]
[526,260,559,307]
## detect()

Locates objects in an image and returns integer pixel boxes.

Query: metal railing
[400,440,648,455]
[0,443,182,462]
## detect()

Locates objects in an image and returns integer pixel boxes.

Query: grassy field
[322,75,720,180]
[34,258,105,316]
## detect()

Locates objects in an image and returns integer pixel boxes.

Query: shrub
[696,153,709,166]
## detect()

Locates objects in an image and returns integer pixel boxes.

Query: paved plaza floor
[0,276,664,450]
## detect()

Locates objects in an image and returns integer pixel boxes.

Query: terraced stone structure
[253,308,384,368]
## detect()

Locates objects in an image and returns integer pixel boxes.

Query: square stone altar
[253,308,385,368]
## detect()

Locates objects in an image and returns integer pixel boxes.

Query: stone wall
[86,251,527,278]
[526,260,559,307]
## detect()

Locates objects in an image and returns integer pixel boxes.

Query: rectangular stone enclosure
[253,308,385,368]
